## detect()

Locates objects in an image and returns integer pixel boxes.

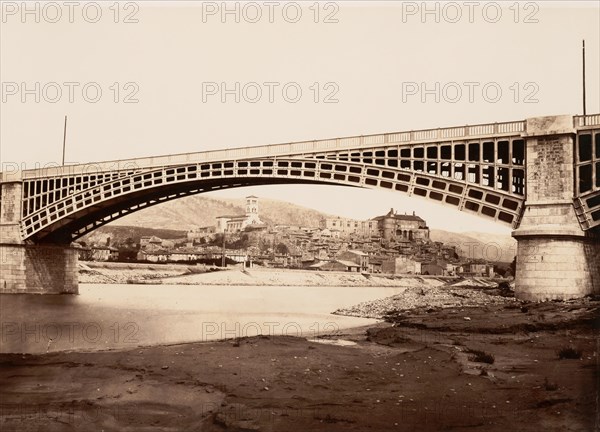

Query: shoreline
[79,261,506,288]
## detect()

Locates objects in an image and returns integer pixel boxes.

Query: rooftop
[345,250,368,256]
[372,210,426,223]
[337,260,361,267]
[217,215,246,220]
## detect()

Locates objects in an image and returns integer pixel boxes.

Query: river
[0,284,406,354]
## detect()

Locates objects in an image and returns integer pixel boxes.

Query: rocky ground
[333,284,515,318]
[161,268,452,287]
[78,262,208,284]
[0,292,597,431]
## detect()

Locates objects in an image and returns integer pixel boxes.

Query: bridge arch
[21,156,525,244]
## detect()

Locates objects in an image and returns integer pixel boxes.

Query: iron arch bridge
[9,114,600,244]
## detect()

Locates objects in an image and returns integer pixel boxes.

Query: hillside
[105,195,333,231]
[430,229,516,263]
[81,226,187,248]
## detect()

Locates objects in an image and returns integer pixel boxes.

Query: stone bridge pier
[0,171,78,294]
[512,115,600,301]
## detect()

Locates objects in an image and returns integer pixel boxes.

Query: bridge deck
[18,119,529,179]
[0,114,596,180]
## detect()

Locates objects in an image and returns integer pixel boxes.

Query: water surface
[0,284,405,353]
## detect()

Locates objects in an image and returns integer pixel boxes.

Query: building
[324,217,379,238]
[421,262,447,276]
[225,250,248,263]
[140,236,164,251]
[324,209,429,242]
[137,250,170,263]
[216,196,264,233]
[338,250,370,272]
[74,243,94,261]
[374,209,429,242]
[465,262,495,277]
[310,260,361,272]
[381,256,422,275]
[75,242,118,262]
[187,226,216,242]
[168,248,203,262]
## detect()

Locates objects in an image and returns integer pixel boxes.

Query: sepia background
[1,1,599,233]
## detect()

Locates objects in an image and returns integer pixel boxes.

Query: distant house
[444,262,458,276]
[225,250,248,263]
[421,261,447,276]
[381,256,422,275]
[452,261,495,277]
[310,260,360,272]
[137,250,170,263]
[161,239,176,249]
[86,246,118,262]
[140,236,164,251]
[187,226,216,242]
[468,262,495,277]
[338,250,369,272]
[369,258,383,273]
[74,243,92,261]
[314,248,329,260]
[320,229,332,238]
[169,248,201,262]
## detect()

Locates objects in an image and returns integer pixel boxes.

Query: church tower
[243,195,262,228]
[246,196,259,216]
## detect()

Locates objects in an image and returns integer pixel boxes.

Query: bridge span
[1,114,599,300]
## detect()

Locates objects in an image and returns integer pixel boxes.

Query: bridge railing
[18,119,526,179]
[574,114,600,127]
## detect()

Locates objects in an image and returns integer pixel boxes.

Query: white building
[216,196,264,233]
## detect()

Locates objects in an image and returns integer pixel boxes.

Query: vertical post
[62,115,67,166]
[221,231,226,267]
[582,39,586,117]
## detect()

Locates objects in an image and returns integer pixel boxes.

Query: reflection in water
[0,284,405,354]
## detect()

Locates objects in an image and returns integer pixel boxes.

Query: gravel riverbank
[333,285,515,319]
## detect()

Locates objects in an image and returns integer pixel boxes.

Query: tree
[275,243,289,255]
[124,237,136,249]
[211,233,225,247]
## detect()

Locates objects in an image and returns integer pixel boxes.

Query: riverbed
[1,297,596,432]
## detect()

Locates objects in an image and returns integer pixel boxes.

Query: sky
[1,1,599,234]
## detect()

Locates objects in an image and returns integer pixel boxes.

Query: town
[74,196,502,278]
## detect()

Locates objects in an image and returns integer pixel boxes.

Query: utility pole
[62,115,67,165]
[582,39,587,117]
[221,231,226,267]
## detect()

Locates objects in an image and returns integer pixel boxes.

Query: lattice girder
[21,156,525,244]
[574,127,600,229]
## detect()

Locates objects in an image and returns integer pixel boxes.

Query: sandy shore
[79,261,196,284]
[79,262,499,288]
[1,297,597,431]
